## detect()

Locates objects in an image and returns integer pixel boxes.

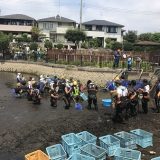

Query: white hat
[17,73,21,75]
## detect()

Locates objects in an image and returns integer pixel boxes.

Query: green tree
[88,38,101,48]
[31,26,41,42]
[124,30,138,43]
[65,29,86,48]
[30,42,38,51]
[0,32,10,58]
[105,38,115,49]
[123,42,133,51]
[138,33,152,41]
[56,43,63,49]
[151,33,160,42]
[44,40,53,49]
[111,41,122,50]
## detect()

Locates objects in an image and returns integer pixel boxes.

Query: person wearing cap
[72,81,80,103]
[50,85,59,107]
[63,82,72,109]
[16,73,22,83]
[87,80,98,110]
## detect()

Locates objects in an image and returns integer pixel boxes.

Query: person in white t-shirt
[112,81,128,123]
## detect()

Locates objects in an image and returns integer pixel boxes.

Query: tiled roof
[83,20,124,27]
[0,14,35,21]
[38,15,76,23]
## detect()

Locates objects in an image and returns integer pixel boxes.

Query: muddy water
[0,72,155,160]
[0,72,109,159]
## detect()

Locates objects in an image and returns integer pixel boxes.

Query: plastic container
[102,99,112,107]
[151,157,160,160]
[80,143,107,160]
[46,144,67,160]
[76,131,97,145]
[130,129,153,148]
[25,150,49,160]
[80,93,88,101]
[99,135,120,157]
[67,153,95,160]
[61,133,83,156]
[114,131,137,149]
[114,148,141,160]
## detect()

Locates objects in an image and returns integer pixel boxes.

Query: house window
[85,25,92,31]
[96,25,102,31]
[43,23,53,29]
[58,22,62,27]
[107,27,117,33]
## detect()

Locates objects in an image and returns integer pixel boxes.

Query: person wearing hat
[63,82,72,109]
[50,86,59,107]
[16,73,22,83]
[72,81,80,103]
[87,80,98,110]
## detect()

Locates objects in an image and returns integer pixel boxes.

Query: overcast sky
[0,0,160,34]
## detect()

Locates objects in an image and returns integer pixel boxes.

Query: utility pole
[80,0,83,30]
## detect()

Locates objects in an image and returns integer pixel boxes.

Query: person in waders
[72,81,80,103]
[63,81,72,109]
[138,79,150,114]
[112,81,128,123]
[87,81,98,110]
[154,78,160,113]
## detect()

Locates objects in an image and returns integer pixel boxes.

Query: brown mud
[0,72,159,160]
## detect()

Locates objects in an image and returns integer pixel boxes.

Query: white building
[37,15,76,44]
[82,20,124,47]
[0,14,36,35]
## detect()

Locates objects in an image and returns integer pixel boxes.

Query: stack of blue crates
[46,144,67,160]
[114,148,141,160]
[80,143,107,160]
[99,135,120,157]
[67,153,95,160]
[114,131,137,149]
[151,157,160,160]
[76,131,97,145]
[61,133,83,156]
[130,129,153,148]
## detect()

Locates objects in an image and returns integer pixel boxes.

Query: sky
[0,0,160,34]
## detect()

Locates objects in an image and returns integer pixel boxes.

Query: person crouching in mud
[63,81,72,109]
[112,80,128,123]
[87,80,98,110]
[14,83,23,97]
[31,83,41,104]
[50,83,59,107]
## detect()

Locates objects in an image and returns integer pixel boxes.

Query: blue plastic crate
[151,157,160,160]
[130,129,153,148]
[80,93,88,101]
[99,135,120,157]
[114,131,137,149]
[76,131,97,145]
[80,143,107,160]
[102,99,112,107]
[67,153,95,160]
[46,144,67,160]
[114,148,141,160]
[61,133,83,156]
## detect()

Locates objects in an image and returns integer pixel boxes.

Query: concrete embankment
[0,61,149,85]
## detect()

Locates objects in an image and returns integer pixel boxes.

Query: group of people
[107,73,160,123]
[113,49,142,71]
[13,72,160,123]
[14,73,99,110]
